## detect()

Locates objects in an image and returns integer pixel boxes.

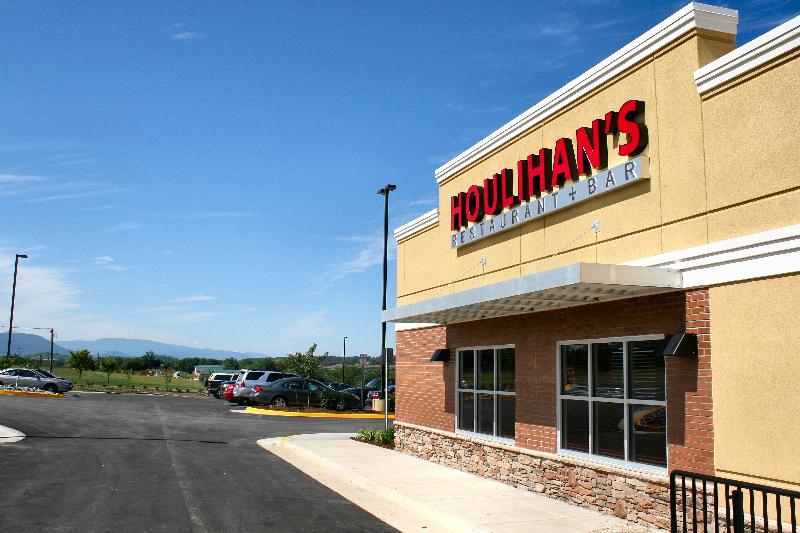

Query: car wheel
[336,398,347,411]
[44,384,58,394]
[272,396,287,408]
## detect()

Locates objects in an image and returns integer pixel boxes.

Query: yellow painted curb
[245,407,395,419]
[0,390,64,399]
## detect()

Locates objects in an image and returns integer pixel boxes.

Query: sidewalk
[259,433,661,533]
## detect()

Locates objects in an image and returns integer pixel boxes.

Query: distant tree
[68,349,96,378]
[98,357,121,385]
[222,357,240,370]
[142,351,158,369]
[0,354,28,368]
[285,344,323,380]
[162,365,173,388]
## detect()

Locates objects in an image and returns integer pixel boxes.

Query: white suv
[231,370,296,405]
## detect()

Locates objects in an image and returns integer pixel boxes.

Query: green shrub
[358,427,394,446]
[320,388,337,410]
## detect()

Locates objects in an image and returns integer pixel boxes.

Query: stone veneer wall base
[395,422,672,530]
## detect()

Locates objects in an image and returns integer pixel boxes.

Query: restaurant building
[384,3,800,528]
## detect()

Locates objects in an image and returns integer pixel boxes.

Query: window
[285,379,303,390]
[266,373,284,382]
[457,346,515,440]
[558,337,666,470]
[245,371,265,381]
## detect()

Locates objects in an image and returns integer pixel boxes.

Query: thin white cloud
[0,251,80,331]
[91,256,131,272]
[171,31,206,42]
[0,174,45,184]
[328,232,395,281]
[105,221,144,232]
[170,295,216,303]
[92,256,115,266]
[284,310,334,342]
[163,311,220,323]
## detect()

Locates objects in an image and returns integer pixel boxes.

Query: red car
[222,381,236,401]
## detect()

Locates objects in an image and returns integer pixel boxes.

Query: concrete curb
[246,407,395,419]
[257,435,476,532]
[0,424,25,443]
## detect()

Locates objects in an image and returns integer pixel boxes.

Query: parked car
[250,377,360,410]
[0,367,73,393]
[221,380,236,401]
[205,373,235,396]
[323,382,352,391]
[343,379,395,406]
[232,370,298,405]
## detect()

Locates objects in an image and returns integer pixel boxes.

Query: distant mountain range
[5,332,266,359]
[6,332,71,357]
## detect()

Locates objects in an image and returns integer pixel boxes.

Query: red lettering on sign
[483,174,502,216]
[575,119,608,175]
[450,192,466,230]
[465,185,484,222]
[552,138,578,187]
[617,100,648,157]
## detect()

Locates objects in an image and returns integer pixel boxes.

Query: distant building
[191,365,225,380]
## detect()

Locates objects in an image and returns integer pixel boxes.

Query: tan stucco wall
[396,32,800,306]
[710,275,800,489]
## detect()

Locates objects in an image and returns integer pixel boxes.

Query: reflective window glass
[593,402,625,459]
[459,392,474,432]
[560,344,588,396]
[459,350,474,389]
[477,349,494,390]
[561,399,589,453]
[629,405,667,467]
[628,340,665,401]
[498,396,515,439]
[498,348,515,392]
[477,393,494,435]
[592,342,624,398]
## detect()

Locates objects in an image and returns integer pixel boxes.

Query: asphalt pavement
[0,392,396,533]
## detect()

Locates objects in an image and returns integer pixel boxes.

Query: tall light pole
[7,253,28,357]
[341,336,347,384]
[377,184,396,429]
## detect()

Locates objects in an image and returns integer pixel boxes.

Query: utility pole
[341,336,347,384]
[48,328,54,372]
[377,184,396,430]
[7,253,28,356]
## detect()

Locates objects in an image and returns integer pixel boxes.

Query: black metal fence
[671,470,800,533]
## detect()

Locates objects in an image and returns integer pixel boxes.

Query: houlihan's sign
[450,100,649,249]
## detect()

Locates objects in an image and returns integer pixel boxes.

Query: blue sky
[1,1,796,357]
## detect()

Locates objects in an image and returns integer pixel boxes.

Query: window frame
[455,344,516,445]
[556,335,667,475]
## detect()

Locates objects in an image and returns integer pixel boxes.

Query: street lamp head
[16,254,27,259]
[377,184,397,195]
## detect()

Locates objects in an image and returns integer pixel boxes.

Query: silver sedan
[0,367,73,393]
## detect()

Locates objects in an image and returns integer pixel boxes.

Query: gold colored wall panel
[711,275,800,488]
[702,55,800,212]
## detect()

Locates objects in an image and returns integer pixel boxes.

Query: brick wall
[394,290,714,474]
[395,325,453,432]
[666,289,714,474]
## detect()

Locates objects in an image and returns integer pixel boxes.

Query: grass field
[52,368,205,392]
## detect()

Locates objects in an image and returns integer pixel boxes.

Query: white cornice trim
[624,224,800,288]
[695,14,800,94]
[434,2,738,186]
[393,208,438,242]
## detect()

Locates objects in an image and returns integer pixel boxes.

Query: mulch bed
[351,436,395,449]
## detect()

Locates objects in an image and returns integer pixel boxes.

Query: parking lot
[0,392,396,532]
